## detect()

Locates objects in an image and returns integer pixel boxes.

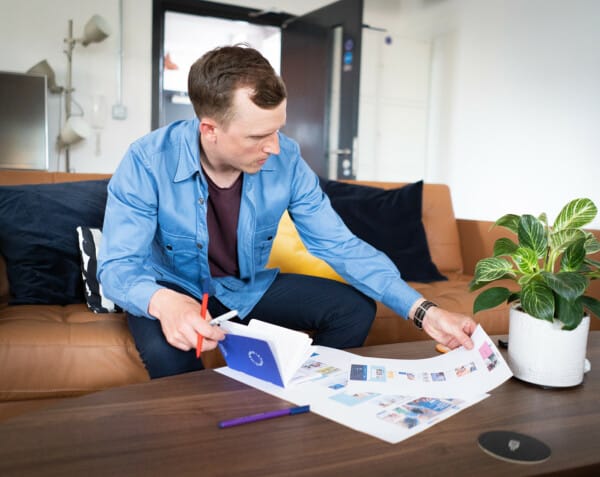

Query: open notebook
[218,320,314,388]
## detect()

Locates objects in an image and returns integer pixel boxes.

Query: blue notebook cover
[218,334,284,387]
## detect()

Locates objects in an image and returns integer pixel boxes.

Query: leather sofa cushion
[365,274,516,346]
[0,303,228,401]
[0,304,149,400]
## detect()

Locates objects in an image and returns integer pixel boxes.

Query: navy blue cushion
[319,179,446,283]
[0,180,109,305]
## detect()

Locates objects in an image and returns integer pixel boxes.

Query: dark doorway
[281,0,363,178]
[151,0,362,179]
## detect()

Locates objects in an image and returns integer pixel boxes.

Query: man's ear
[199,119,218,142]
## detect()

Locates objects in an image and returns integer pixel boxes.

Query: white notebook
[218,319,314,387]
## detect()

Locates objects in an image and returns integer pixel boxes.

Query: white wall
[442,0,600,228]
[362,0,600,229]
[0,0,152,173]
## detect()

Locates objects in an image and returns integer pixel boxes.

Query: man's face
[206,87,287,174]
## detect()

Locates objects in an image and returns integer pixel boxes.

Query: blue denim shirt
[97,119,421,320]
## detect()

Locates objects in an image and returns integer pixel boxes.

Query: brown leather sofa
[2,170,598,422]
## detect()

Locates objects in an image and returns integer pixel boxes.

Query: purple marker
[218,405,310,429]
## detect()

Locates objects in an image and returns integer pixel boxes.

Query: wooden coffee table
[1,333,599,476]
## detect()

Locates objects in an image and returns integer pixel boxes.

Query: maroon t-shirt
[204,171,243,277]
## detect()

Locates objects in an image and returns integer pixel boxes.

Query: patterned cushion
[76,226,119,313]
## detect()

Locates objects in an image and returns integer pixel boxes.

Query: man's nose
[262,132,280,155]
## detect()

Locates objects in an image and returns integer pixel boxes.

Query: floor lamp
[27,14,111,172]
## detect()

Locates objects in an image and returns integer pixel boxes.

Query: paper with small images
[345,325,512,397]
[215,334,497,444]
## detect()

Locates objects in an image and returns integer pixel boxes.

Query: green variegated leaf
[549,229,585,253]
[494,214,520,234]
[584,232,600,254]
[538,212,548,226]
[556,296,584,330]
[512,247,540,274]
[474,199,597,327]
[540,271,588,300]
[493,238,518,257]
[521,280,554,321]
[518,274,535,287]
[553,198,597,231]
[471,258,516,288]
[473,287,512,314]
[581,295,600,319]
[560,238,586,272]
[518,215,547,258]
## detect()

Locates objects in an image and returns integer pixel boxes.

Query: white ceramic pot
[508,305,590,387]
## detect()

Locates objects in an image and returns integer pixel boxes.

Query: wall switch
[112,104,128,120]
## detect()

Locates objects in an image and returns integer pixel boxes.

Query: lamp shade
[59,116,92,146]
[26,60,64,94]
[81,14,111,46]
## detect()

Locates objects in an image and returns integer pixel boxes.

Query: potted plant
[470,198,600,387]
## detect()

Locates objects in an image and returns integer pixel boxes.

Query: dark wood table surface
[1,333,599,476]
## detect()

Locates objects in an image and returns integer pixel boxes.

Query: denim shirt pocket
[157,228,202,283]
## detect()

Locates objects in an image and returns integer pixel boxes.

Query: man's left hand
[421,305,477,350]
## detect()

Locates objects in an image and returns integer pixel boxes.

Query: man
[98,45,476,379]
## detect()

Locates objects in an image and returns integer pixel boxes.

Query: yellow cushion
[266,211,346,283]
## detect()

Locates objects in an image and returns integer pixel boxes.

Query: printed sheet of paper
[216,344,490,444]
[346,326,512,397]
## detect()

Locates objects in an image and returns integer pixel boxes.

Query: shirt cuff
[381,280,423,319]
[126,279,164,319]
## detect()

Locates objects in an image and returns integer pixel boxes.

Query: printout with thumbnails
[216,325,512,443]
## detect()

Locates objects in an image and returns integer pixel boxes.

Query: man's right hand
[148,288,226,352]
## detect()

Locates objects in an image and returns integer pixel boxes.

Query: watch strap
[413,300,437,330]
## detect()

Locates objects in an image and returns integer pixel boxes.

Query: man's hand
[148,288,226,352]
[410,299,477,350]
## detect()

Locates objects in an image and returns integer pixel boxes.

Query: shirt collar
[174,118,202,183]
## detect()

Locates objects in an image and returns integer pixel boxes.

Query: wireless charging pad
[478,431,551,464]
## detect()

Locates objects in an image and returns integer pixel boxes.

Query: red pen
[196,292,208,358]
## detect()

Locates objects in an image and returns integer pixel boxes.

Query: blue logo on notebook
[248,350,264,367]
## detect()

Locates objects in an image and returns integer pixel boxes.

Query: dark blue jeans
[127,273,376,379]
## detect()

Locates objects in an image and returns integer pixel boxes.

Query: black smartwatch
[413,300,437,330]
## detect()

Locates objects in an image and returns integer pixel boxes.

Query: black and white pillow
[76,226,120,313]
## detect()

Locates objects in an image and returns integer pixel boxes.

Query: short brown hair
[188,45,287,126]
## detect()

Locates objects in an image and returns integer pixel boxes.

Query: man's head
[188,45,287,127]
[189,45,288,175]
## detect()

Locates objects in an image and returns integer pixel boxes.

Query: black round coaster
[478,431,551,464]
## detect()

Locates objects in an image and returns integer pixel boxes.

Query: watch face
[478,431,551,464]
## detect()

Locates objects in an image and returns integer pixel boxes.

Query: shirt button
[196,243,203,249]
[198,198,205,205]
